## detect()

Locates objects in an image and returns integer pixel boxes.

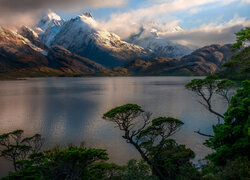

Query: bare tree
[185,75,236,137]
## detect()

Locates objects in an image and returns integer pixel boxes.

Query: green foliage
[220,27,250,80]
[146,139,200,180]
[138,117,184,139]
[231,27,250,50]
[185,75,219,93]
[83,162,121,180]
[202,157,250,180]
[3,145,120,180]
[222,60,238,68]
[0,130,44,172]
[121,159,158,180]
[205,80,250,165]
[103,104,144,119]
[186,76,235,120]
[104,104,200,180]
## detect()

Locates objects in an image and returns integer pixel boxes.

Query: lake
[0,77,227,176]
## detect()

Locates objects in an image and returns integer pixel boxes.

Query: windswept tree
[103,104,199,180]
[185,75,236,136]
[0,130,44,172]
[186,75,235,118]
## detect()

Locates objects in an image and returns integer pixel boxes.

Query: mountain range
[0,11,234,77]
[125,44,233,75]
[0,26,104,75]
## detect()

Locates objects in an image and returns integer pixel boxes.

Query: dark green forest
[0,28,249,180]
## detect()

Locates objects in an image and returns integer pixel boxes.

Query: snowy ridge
[35,10,64,47]
[127,22,191,58]
[37,10,62,31]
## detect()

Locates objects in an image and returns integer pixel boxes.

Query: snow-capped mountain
[35,10,64,47]
[32,11,194,67]
[0,26,49,70]
[0,26,104,74]
[51,13,152,67]
[127,22,192,58]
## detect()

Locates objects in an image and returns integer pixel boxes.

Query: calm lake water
[0,77,227,176]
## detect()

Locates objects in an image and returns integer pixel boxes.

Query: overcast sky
[0,0,249,47]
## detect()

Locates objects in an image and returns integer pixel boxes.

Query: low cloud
[0,0,127,27]
[98,0,249,47]
[160,17,250,47]
[100,0,236,39]
[0,0,126,12]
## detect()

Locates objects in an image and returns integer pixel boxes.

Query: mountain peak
[71,13,98,30]
[82,12,93,18]
[44,10,61,21]
[37,10,62,31]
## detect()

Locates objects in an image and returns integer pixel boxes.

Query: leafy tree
[0,130,44,172]
[202,157,250,180]
[185,75,236,136]
[186,75,235,118]
[221,27,250,80]
[103,104,199,180]
[204,80,250,165]
[3,144,121,180]
[121,159,158,180]
[86,162,121,180]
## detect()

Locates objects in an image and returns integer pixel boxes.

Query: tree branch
[194,130,214,138]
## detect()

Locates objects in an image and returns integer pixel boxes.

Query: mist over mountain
[126,22,193,58]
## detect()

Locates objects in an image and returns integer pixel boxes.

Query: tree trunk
[128,139,166,180]
[13,157,17,172]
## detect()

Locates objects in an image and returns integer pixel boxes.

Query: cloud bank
[0,0,127,26]
[100,0,235,39]
[0,0,249,47]
[159,16,250,47]
[98,0,250,47]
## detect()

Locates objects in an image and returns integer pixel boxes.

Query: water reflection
[0,77,227,176]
